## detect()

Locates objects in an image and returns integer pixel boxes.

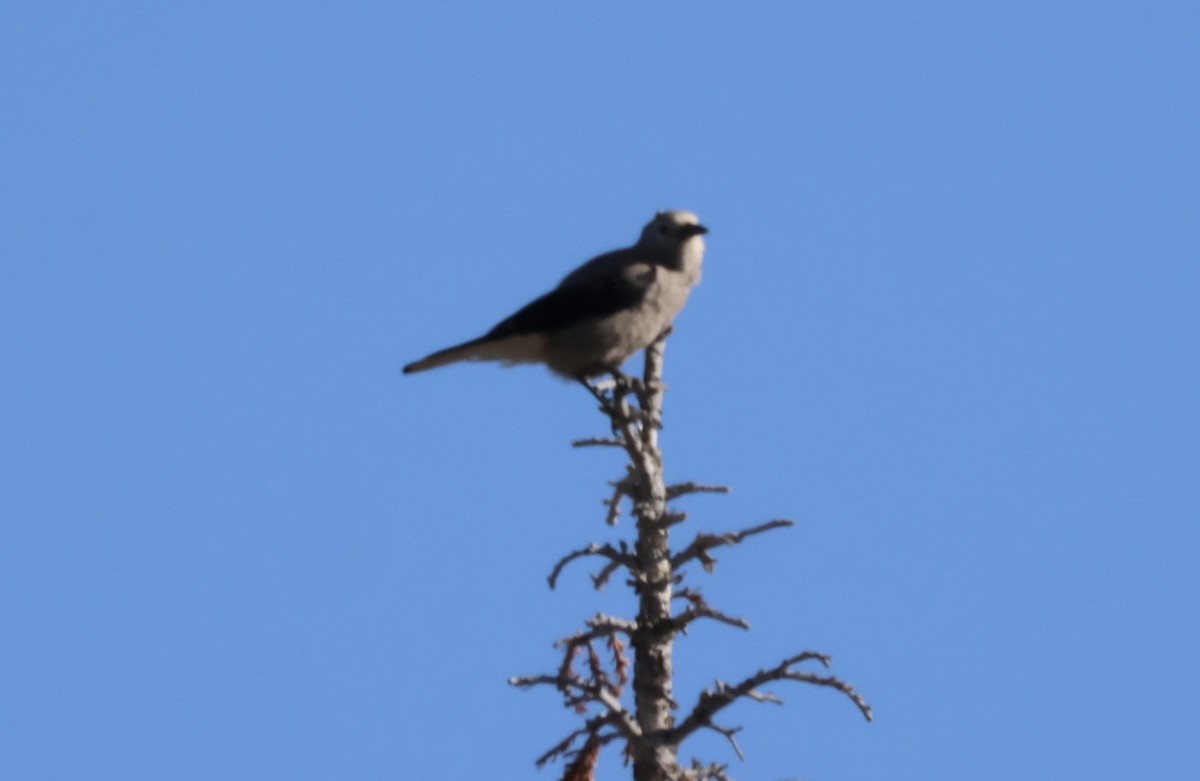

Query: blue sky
[2,2,1197,779]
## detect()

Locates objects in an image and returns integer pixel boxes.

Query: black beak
[677,224,709,239]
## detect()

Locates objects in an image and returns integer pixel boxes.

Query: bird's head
[640,210,708,250]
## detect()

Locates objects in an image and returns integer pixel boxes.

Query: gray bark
[509,331,870,781]
[627,337,682,781]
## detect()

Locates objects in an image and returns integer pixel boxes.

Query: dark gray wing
[484,260,655,341]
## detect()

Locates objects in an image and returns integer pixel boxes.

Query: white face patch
[642,210,704,249]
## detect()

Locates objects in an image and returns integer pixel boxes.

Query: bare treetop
[509,332,870,781]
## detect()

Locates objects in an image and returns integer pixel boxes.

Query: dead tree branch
[535,718,622,768]
[580,376,645,460]
[508,672,643,742]
[517,328,869,780]
[671,588,750,633]
[564,613,637,640]
[548,541,636,590]
[703,723,745,762]
[682,759,733,781]
[604,468,638,526]
[671,519,794,572]
[666,482,731,500]
[671,652,873,747]
[573,436,626,449]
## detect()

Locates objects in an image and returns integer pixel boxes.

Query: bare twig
[671,652,873,745]
[674,606,749,633]
[573,436,625,449]
[666,482,731,500]
[741,689,783,705]
[671,589,750,633]
[548,542,636,590]
[579,377,644,459]
[536,724,588,767]
[704,723,745,762]
[683,759,733,781]
[604,469,638,526]
[535,719,620,767]
[592,556,627,589]
[663,510,688,527]
[608,633,630,687]
[555,614,637,651]
[560,732,605,781]
[508,672,644,742]
[671,519,794,572]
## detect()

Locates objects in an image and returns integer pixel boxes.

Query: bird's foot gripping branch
[509,333,871,781]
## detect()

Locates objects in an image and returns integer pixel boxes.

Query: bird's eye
[658,225,669,235]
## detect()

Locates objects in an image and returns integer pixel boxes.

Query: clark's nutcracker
[403,210,708,379]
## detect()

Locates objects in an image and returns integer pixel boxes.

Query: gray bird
[403,210,708,379]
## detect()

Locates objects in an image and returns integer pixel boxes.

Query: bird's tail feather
[402,334,546,374]
[402,338,489,374]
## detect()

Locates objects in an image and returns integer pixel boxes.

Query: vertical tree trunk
[510,332,871,780]
[629,338,682,781]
